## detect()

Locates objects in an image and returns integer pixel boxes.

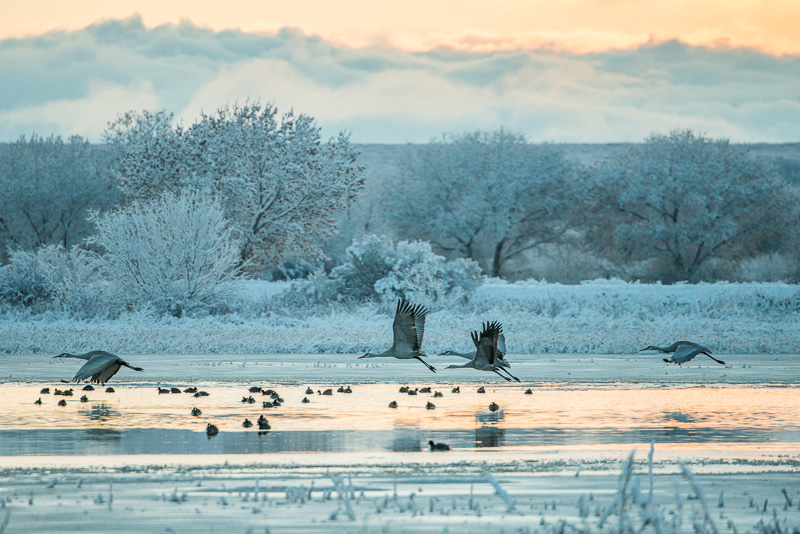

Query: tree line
[1,103,799,286]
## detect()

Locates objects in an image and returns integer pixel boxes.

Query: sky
[0,1,798,143]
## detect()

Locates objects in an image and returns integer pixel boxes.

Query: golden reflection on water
[2,383,799,437]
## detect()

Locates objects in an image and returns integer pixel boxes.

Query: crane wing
[93,362,122,384]
[71,354,115,383]
[392,299,428,353]
[671,345,703,364]
[475,321,501,366]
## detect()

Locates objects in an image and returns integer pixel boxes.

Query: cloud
[0,16,797,143]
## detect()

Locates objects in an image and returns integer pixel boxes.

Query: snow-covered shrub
[736,253,797,282]
[0,244,106,317]
[329,235,397,301]
[90,190,244,317]
[373,240,482,305]
[38,245,106,319]
[0,247,55,309]
[284,235,483,306]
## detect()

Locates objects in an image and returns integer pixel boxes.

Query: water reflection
[475,411,505,448]
[79,403,120,422]
[0,384,799,456]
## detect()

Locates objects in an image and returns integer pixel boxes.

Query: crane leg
[704,353,726,365]
[492,369,511,382]
[415,356,437,373]
[497,367,521,382]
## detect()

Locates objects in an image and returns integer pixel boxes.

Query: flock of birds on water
[41,298,725,451]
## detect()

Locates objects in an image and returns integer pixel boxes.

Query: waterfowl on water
[428,440,450,451]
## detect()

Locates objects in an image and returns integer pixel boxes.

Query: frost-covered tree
[0,134,118,256]
[283,235,482,306]
[388,129,582,278]
[588,129,800,282]
[106,103,365,268]
[90,190,243,316]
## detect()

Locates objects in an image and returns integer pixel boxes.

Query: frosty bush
[0,244,104,317]
[289,235,483,306]
[0,247,55,309]
[38,245,106,319]
[90,190,243,316]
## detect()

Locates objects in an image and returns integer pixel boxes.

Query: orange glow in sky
[2,0,800,54]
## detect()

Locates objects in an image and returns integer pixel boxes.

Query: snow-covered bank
[1,280,797,355]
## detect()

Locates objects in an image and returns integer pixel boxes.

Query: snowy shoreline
[1,280,798,356]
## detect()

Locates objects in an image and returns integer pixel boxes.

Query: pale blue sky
[0,15,798,143]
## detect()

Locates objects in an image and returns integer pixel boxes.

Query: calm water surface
[1,383,798,456]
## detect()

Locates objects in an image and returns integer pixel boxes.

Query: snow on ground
[1,352,798,385]
[1,460,798,533]
[1,280,798,356]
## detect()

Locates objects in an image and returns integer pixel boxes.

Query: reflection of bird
[359,299,436,373]
[55,351,144,384]
[446,322,519,381]
[640,341,712,354]
[663,345,725,365]
[442,322,520,381]
[428,440,450,451]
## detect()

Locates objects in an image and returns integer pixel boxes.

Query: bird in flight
[54,350,144,384]
[359,299,436,373]
[444,321,520,381]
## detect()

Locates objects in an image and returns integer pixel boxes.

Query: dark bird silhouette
[489,402,500,412]
[242,419,253,428]
[444,321,520,382]
[426,401,436,410]
[388,401,398,408]
[34,398,42,405]
[663,345,726,365]
[206,424,219,438]
[57,399,67,406]
[55,351,144,385]
[428,440,450,451]
[40,388,50,394]
[191,407,202,416]
[359,299,436,373]
[640,341,712,354]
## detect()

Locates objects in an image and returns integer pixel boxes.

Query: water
[2,383,799,457]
